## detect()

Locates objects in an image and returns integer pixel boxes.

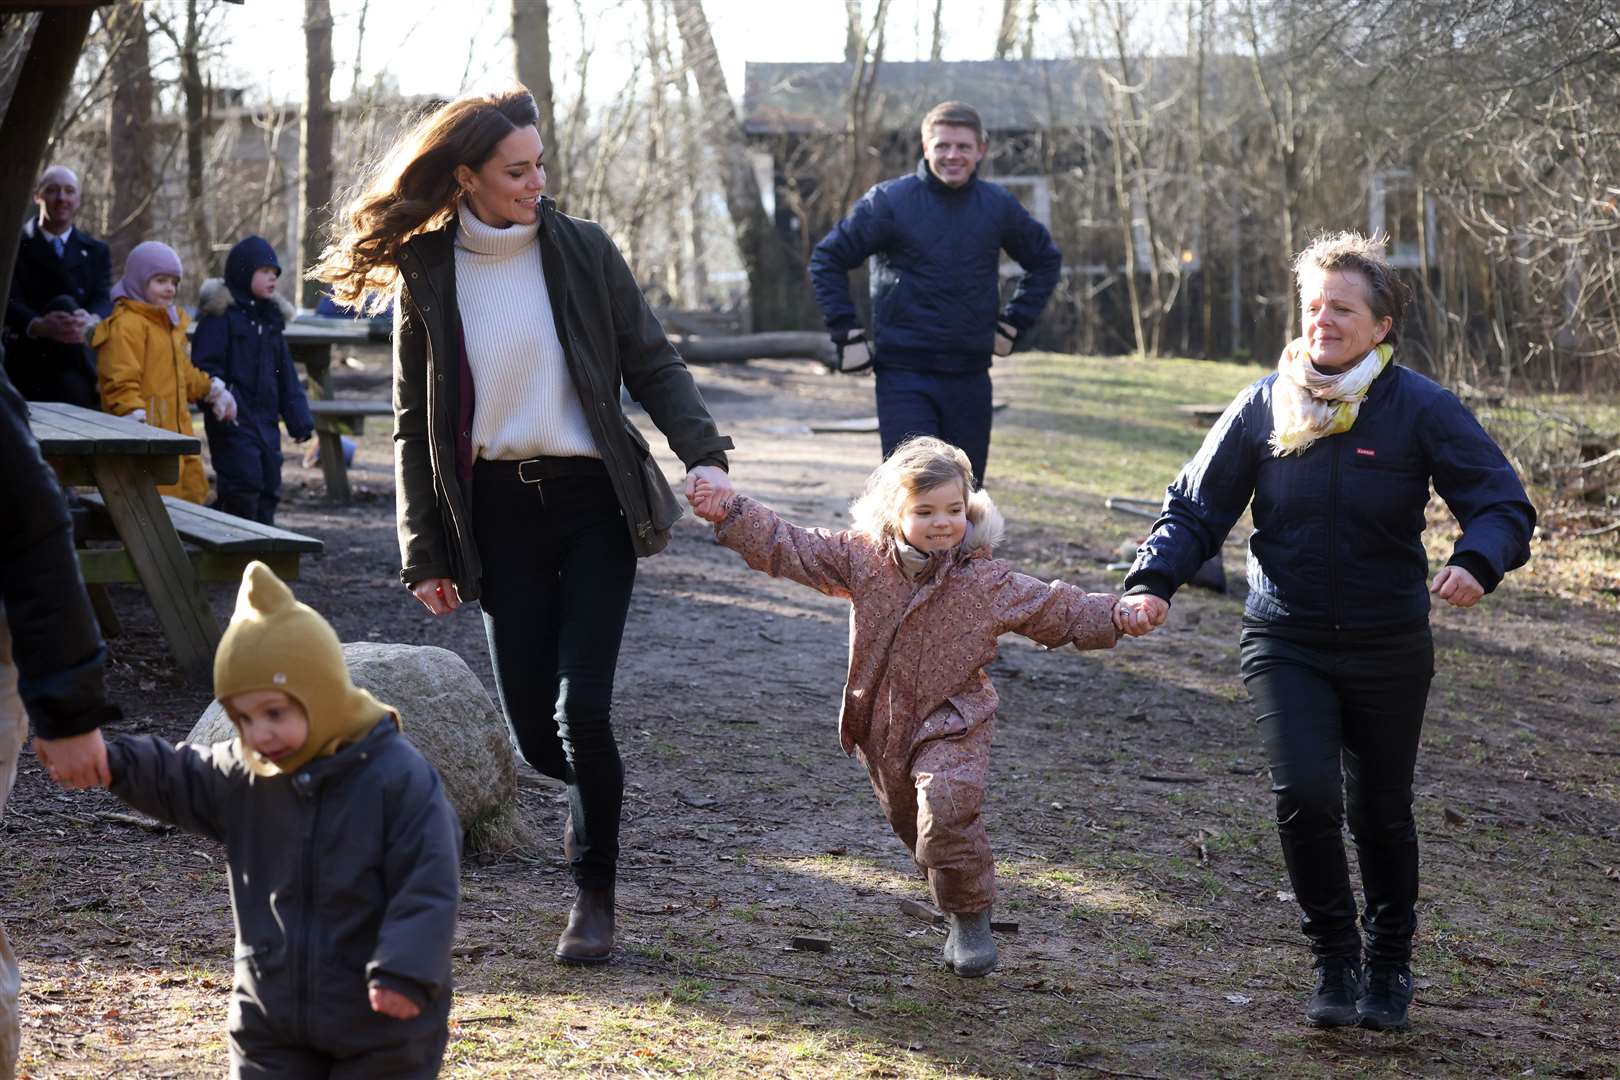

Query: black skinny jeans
[472,458,636,889]
[1239,619,1435,965]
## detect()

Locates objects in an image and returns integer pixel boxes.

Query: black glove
[993,321,1018,357]
[832,328,874,374]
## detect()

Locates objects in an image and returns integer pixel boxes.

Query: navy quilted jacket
[810,161,1061,373]
[1124,363,1535,629]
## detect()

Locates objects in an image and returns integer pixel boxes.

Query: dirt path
[5,354,1618,1078]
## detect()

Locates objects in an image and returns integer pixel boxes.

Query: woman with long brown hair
[313,87,734,966]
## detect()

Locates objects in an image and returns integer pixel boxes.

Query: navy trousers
[873,367,994,486]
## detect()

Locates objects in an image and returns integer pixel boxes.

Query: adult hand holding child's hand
[368,985,421,1020]
[683,466,733,523]
[1115,594,1168,637]
[33,729,111,789]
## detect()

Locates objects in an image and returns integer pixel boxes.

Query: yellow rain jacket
[93,298,213,504]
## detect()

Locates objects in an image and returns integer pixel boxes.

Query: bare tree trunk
[1193,0,1213,357]
[513,0,557,151]
[994,0,1020,60]
[180,0,209,276]
[0,7,94,310]
[838,0,889,215]
[106,0,154,269]
[675,47,708,307]
[298,0,333,309]
[350,0,369,98]
[1243,0,1299,343]
[1021,0,1037,60]
[844,1,863,65]
[674,0,815,330]
[929,0,944,61]
[0,12,40,120]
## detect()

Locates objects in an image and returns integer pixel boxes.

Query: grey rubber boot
[942,910,997,977]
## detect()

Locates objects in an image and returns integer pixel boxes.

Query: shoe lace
[1316,961,1359,996]
[1365,966,1410,1000]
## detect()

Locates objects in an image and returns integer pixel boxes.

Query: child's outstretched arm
[991,567,1121,652]
[369,757,461,1019]
[104,735,233,843]
[691,488,859,599]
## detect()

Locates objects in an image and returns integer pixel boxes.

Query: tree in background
[105,0,155,268]
[297,0,333,309]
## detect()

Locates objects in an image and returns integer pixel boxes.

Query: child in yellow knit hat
[94,562,461,1078]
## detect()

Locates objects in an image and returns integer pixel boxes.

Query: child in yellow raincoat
[93,241,237,503]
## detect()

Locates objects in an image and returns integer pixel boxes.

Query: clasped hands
[684,465,733,523]
[29,308,93,345]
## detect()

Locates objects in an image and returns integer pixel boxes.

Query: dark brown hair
[1293,230,1411,346]
[920,101,986,144]
[309,88,540,313]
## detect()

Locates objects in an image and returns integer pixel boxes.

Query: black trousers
[1239,619,1434,965]
[473,457,636,889]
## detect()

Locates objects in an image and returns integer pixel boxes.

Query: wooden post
[0,5,100,310]
[90,456,218,684]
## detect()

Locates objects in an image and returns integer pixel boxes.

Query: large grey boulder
[187,642,536,852]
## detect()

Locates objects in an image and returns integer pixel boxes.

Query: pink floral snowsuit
[715,495,1119,913]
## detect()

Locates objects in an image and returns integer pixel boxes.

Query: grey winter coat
[105,717,461,1056]
[392,196,733,599]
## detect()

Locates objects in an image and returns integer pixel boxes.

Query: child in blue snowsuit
[193,236,314,525]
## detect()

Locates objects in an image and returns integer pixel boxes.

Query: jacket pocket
[625,420,679,534]
[233,940,284,983]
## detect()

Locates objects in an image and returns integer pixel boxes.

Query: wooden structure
[33,402,322,685]
[306,397,391,502]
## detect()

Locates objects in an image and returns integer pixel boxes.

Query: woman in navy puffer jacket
[1118,231,1534,1035]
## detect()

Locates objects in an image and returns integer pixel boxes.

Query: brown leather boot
[554,883,615,965]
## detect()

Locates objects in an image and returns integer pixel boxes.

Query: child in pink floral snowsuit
[688,436,1122,977]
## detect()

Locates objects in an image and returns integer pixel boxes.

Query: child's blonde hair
[849,436,994,546]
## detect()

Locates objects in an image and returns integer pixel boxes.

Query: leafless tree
[298,0,333,309]
[105,0,155,266]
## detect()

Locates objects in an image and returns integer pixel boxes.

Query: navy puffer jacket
[810,160,1061,373]
[1124,363,1535,629]
[191,236,313,439]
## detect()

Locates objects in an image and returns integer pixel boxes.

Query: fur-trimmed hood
[962,489,1005,555]
[198,277,296,321]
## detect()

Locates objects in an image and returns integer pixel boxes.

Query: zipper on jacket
[295,772,319,1045]
[1327,444,1341,630]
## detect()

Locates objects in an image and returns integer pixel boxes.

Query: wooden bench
[76,493,324,636]
[307,398,392,502]
[1176,403,1229,426]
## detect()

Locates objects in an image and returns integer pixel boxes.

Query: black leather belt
[509,456,606,484]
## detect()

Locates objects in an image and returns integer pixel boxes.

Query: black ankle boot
[1358,963,1413,1032]
[1305,956,1363,1028]
[555,883,615,966]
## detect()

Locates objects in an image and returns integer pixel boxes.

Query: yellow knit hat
[215,561,395,777]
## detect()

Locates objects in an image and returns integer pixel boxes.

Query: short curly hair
[1292,231,1411,346]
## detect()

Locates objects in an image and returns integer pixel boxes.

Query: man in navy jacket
[3,167,112,408]
[810,101,1062,484]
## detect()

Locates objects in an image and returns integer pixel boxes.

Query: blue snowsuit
[192,237,313,524]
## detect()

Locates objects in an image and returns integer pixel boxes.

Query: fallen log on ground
[673,331,836,366]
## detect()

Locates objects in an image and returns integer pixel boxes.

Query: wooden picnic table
[306,397,393,502]
[284,318,385,398]
[31,401,218,684]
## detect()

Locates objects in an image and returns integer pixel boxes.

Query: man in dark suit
[3,166,112,408]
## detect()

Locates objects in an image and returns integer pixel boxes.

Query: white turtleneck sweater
[453,202,598,462]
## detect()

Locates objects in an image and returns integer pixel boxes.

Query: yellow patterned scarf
[1269,339,1393,457]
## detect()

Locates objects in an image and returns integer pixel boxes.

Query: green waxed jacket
[391,196,733,600]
